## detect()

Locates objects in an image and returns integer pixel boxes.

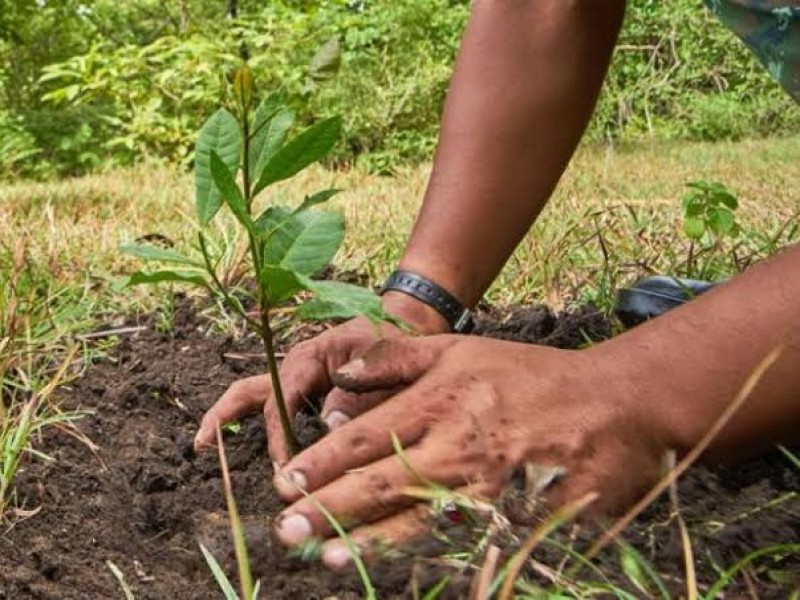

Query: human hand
[194,292,450,464]
[270,335,673,569]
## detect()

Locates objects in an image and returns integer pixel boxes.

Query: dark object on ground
[615,275,719,328]
[0,298,796,599]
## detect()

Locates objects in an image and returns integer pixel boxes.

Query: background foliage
[1,0,798,179]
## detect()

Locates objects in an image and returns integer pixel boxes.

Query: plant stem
[258,301,300,456]
[238,94,299,457]
[242,108,252,211]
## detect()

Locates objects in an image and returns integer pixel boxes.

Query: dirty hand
[194,293,450,464]
[271,335,672,569]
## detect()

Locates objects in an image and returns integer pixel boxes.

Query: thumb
[331,335,457,393]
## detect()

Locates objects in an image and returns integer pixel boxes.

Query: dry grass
[1,136,798,317]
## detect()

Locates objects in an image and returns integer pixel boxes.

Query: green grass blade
[705,543,800,598]
[778,445,800,470]
[421,575,450,600]
[294,487,376,600]
[199,543,240,600]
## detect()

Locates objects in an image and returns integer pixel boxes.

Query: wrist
[593,336,698,456]
[381,291,452,335]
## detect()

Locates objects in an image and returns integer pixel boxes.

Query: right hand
[193,292,450,465]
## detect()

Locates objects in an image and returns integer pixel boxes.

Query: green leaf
[295,189,342,213]
[682,197,704,218]
[297,280,384,322]
[309,37,342,83]
[195,109,241,225]
[683,216,705,240]
[257,206,344,276]
[616,542,670,600]
[253,116,342,196]
[209,150,256,239]
[120,243,202,267]
[707,207,735,235]
[714,190,739,210]
[619,545,650,595]
[249,93,295,183]
[260,265,307,304]
[126,270,208,287]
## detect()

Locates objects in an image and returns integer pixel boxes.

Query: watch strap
[380,270,475,333]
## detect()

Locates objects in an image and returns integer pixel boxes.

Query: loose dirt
[1,299,797,599]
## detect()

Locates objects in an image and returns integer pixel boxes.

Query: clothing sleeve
[706,0,800,103]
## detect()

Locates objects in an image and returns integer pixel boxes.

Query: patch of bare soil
[0,299,797,599]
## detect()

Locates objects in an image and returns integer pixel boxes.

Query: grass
[0,239,97,521]
[0,135,798,594]
[1,136,798,318]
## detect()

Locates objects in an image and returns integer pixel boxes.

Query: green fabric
[706,0,800,103]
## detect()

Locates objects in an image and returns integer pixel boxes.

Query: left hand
[270,334,673,570]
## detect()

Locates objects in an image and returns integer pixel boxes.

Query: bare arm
[612,242,800,459]
[393,0,626,310]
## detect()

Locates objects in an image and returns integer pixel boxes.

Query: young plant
[123,65,390,457]
[681,180,741,242]
[681,180,742,278]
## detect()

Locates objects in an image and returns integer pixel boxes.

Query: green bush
[0,109,40,179]
[3,0,799,176]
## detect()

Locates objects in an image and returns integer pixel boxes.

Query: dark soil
[1,299,797,599]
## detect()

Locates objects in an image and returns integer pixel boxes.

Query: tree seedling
[123,65,391,457]
[681,180,741,242]
[680,180,742,277]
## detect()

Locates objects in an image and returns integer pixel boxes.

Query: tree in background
[1,0,797,179]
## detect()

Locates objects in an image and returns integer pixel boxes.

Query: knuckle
[226,379,247,395]
[365,472,398,508]
[287,339,318,361]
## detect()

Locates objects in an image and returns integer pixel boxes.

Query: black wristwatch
[380,270,475,334]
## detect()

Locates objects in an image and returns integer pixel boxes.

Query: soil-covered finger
[320,479,501,570]
[320,504,431,570]
[275,444,478,544]
[332,336,457,392]
[265,343,333,464]
[272,387,442,500]
[194,374,270,451]
[321,388,401,429]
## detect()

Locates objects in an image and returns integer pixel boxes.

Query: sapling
[123,65,391,457]
[681,180,741,278]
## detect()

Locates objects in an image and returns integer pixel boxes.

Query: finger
[321,388,400,430]
[194,375,270,452]
[265,341,334,465]
[332,336,458,393]
[274,439,494,545]
[320,481,499,570]
[320,505,430,570]
[538,443,664,518]
[272,382,445,501]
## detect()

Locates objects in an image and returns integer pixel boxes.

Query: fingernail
[287,470,308,490]
[193,433,207,452]
[274,469,308,498]
[336,358,365,379]
[271,461,280,474]
[324,410,350,430]
[276,513,313,546]
[322,540,354,570]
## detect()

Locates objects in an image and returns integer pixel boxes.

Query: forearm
[398,0,626,307]
[609,244,800,459]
